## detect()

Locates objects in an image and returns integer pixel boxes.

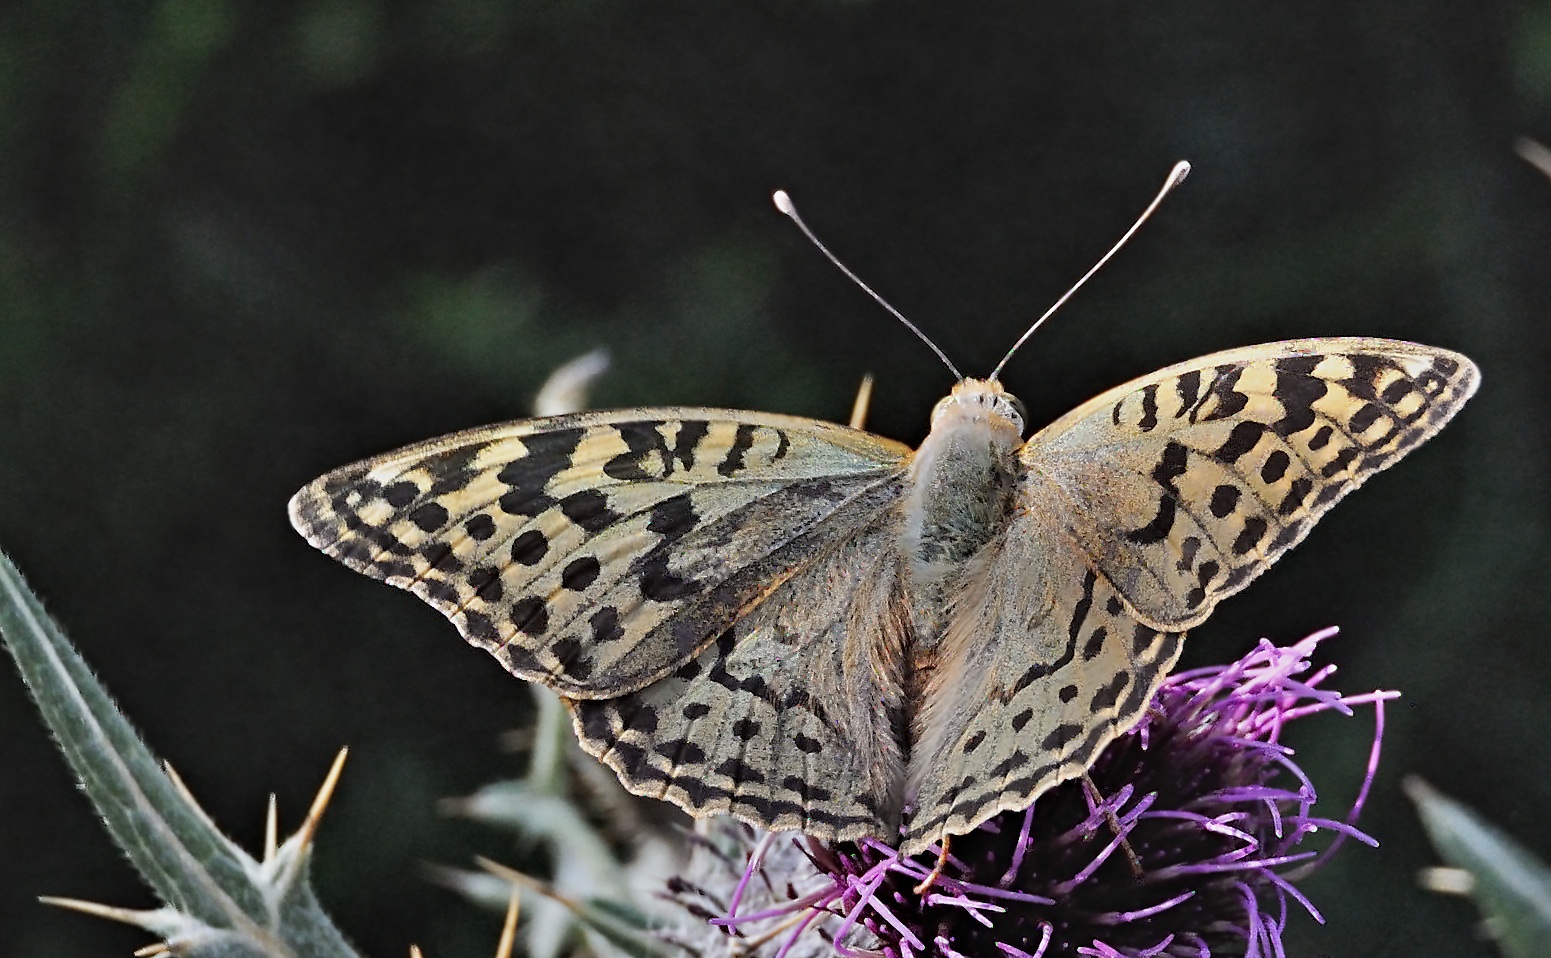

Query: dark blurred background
[2,2,1547,956]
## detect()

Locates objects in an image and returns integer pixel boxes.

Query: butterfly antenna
[773,190,963,382]
[988,160,1192,382]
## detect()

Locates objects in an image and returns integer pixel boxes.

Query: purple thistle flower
[667,628,1392,958]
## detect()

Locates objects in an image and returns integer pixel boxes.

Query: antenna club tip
[772,190,795,216]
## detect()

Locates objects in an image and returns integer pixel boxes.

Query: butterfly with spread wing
[290,336,1476,855]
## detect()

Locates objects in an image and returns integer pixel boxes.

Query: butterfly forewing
[288,408,911,698]
[1028,338,1481,629]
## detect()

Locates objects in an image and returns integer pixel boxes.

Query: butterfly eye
[1005,395,1028,430]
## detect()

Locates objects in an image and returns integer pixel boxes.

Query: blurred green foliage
[2,2,1547,956]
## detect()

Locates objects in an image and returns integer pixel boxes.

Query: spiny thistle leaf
[0,551,361,957]
[1408,777,1551,958]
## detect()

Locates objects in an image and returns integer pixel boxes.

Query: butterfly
[289,337,1477,855]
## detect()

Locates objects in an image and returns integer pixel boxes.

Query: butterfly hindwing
[288,408,911,698]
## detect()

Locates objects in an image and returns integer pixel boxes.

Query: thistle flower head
[668,628,1392,958]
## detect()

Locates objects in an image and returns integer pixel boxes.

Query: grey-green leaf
[1407,776,1551,958]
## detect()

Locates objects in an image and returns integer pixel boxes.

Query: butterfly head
[929,378,1027,440]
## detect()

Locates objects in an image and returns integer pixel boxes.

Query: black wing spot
[603,422,670,481]
[1211,421,1264,465]
[384,481,420,508]
[1178,535,1201,573]
[560,490,618,533]
[1270,362,1326,436]
[1343,354,1387,400]
[1040,724,1082,751]
[425,543,462,573]
[639,555,702,601]
[552,638,586,682]
[1131,623,1160,656]
[589,607,624,644]
[498,488,554,518]
[1278,477,1314,516]
[1320,446,1358,479]
[646,493,698,539]
[1198,366,1248,422]
[510,596,549,636]
[1081,626,1108,661]
[1174,369,1202,413]
[1209,484,1241,519]
[463,610,498,641]
[511,529,549,566]
[1349,402,1383,433]
[1137,384,1160,431]
[782,776,832,802]
[656,739,707,765]
[408,501,449,532]
[1089,671,1130,711]
[497,429,584,488]
[717,424,758,477]
[467,567,504,602]
[561,556,601,591]
[617,699,656,732]
[1261,450,1291,484]
[1232,517,1269,556]
[670,421,711,471]
[1381,378,1414,404]
[716,758,766,784]
[423,578,458,603]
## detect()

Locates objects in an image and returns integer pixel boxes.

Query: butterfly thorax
[899,378,1024,600]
